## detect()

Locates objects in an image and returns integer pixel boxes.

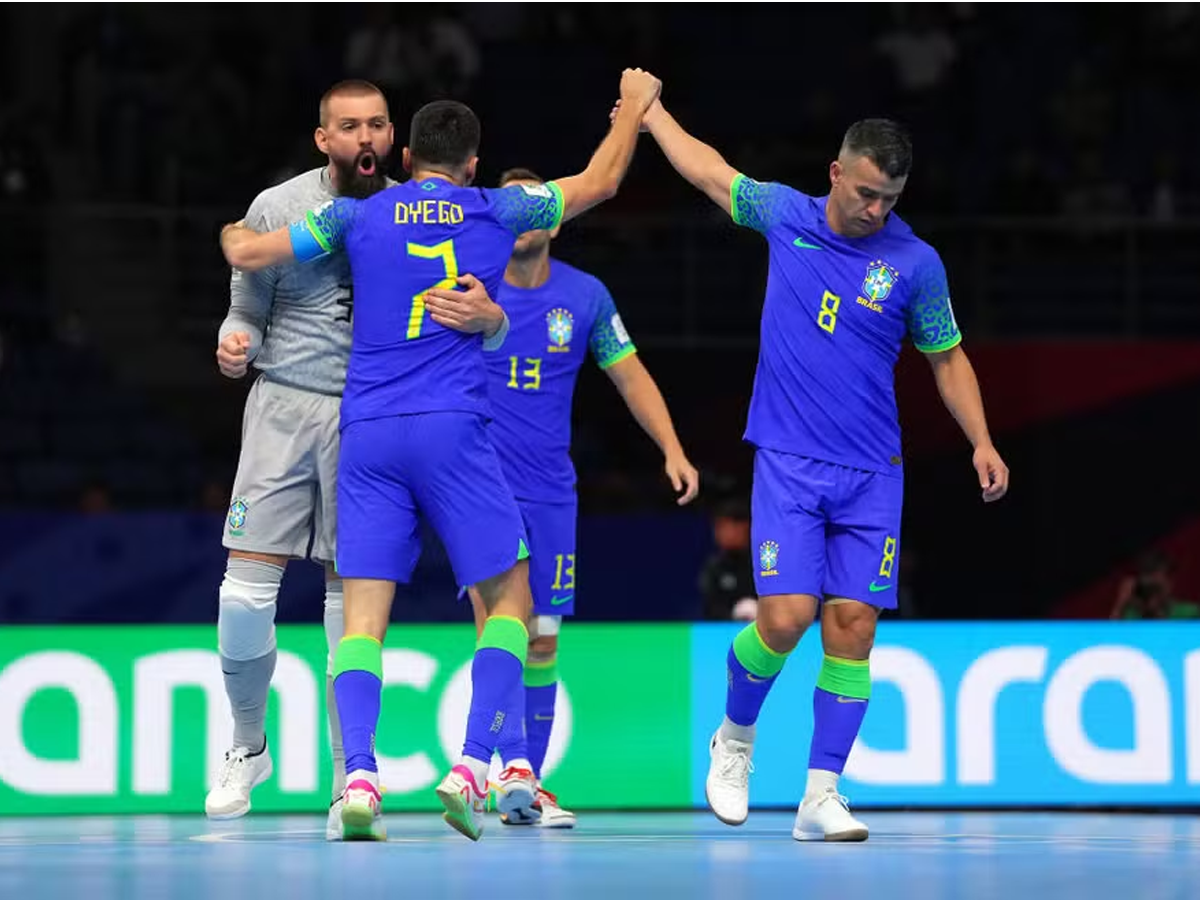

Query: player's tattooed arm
[220,220,296,271]
[624,98,739,215]
[552,68,662,223]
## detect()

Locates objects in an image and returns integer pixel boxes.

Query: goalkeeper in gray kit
[208,79,509,837]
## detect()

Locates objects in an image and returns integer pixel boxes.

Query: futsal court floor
[2,810,1197,899]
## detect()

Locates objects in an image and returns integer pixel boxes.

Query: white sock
[326,675,346,800]
[719,716,756,744]
[323,581,346,800]
[460,756,491,793]
[805,768,839,799]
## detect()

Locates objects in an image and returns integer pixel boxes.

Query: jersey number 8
[818,290,841,334]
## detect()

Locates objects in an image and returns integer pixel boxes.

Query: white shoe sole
[792,825,869,842]
[535,812,577,829]
[705,782,748,827]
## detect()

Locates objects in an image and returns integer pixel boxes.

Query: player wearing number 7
[625,98,1009,841]
[221,68,664,843]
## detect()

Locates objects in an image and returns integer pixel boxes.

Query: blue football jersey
[289,178,564,427]
[484,259,636,501]
[730,174,961,474]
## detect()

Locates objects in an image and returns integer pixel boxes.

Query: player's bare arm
[926,344,1010,502]
[424,274,506,339]
[220,219,296,271]
[605,354,701,505]
[616,97,739,215]
[551,68,662,222]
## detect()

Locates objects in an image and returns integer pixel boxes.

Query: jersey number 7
[406,240,459,339]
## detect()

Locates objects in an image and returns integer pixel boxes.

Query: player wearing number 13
[629,98,1010,842]
[221,68,664,843]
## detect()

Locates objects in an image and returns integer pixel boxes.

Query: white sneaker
[533,787,577,829]
[492,763,538,821]
[341,778,387,842]
[435,765,488,841]
[204,742,273,820]
[325,798,343,841]
[705,730,753,826]
[500,786,577,829]
[792,788,869,842]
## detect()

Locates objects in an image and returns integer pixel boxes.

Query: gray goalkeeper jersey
[218,167,352,396]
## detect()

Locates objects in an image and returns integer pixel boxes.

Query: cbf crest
[547,307,574,353]
[227,498,249,536]
[862,260,899,303]
[759,540,779,577]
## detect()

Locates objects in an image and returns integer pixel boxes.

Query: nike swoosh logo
[793,237,824,250]
[746,674,770,683]
[868,581,893,593]
[836,696,867,704]
[550,594,573,606]
[534,714,555,721]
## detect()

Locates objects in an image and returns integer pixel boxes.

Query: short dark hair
[840,119,913,179]
[409,100,481,171]
[319,79,387,127]
[499,167,544,187]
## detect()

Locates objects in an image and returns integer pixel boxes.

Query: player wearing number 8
[627,96,1010,842]
[220,68,665,843]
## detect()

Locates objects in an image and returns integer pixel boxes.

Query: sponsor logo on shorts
[550,594,574,607]
[746,674,770,684]
[758,540,779,577]
[869,581,893,593]
[836,696,867,704]
[227,498,249,536]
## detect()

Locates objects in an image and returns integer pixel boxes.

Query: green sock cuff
[333,635,382,679]
[816,654,871,700]
[479,615,529,666]
[732,623,789,678]
[524,658,558,687]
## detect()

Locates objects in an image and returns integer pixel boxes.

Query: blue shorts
[518,497,578,617]
[336,413,528,587]
[751,449,902,608]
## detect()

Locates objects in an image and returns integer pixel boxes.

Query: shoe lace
[498,765,534,782]
[536,787,558,806]
[811,788,852,812]
[717,745,754,785]
[216,747,251,788]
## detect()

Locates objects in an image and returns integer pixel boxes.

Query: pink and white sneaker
[436,765,488,841]
[340,775,386,842]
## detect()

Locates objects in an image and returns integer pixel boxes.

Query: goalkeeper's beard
[332,151,388,200]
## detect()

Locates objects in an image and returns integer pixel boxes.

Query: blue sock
[463,616,529,765]
[725,623,790,727]
[809,656,871,774]
[332,635,383,776]
[524,658,558,780]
